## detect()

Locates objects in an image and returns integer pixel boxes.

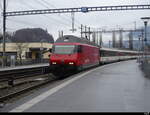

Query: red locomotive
[49,35,100,77]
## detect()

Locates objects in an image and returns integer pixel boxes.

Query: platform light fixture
[141,17,150,61]
[141,17,150,42]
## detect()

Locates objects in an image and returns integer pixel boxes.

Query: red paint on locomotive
[50,42,100,71]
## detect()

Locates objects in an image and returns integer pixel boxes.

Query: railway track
[0,66,50,85]
[0,66,52,105]
[0,73,57,107]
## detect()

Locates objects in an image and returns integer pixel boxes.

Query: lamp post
[138,34,143,63]
[141,17,150,61]
[40,39,44,63]
[2,0,6,68]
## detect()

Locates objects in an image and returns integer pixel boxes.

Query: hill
[12,28,54,43]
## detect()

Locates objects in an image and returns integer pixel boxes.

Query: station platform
[0,63,49,72]
[1,60,150,112]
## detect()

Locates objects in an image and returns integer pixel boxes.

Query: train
[49,35,138,77]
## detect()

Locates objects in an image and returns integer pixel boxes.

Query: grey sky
[0,0,150,41]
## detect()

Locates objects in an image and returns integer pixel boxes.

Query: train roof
[55,35,99,47]
[101,47,138,53]
[55,35,138,54]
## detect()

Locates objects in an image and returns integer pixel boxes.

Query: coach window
[100,50,105,57]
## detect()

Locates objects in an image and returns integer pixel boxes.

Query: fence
[0,58,49,68]
[140,56,150,78]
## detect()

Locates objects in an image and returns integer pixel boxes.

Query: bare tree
[14,43,28,65]
[0,33,3,43]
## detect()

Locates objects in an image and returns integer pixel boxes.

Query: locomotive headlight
[69,62,74,65]
[52,62,57,64]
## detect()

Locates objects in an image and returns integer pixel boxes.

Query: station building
[0,42,53,60]
[0,28,54,65]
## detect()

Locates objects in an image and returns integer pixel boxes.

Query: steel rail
[0,74,56,103]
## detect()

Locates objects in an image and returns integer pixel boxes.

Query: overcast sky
[0,0,150,42]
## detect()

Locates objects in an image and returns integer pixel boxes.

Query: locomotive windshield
[53,45,76,54]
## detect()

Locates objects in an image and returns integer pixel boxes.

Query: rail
[0,73,57,104]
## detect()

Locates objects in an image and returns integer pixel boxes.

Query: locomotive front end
[50,44,80,74]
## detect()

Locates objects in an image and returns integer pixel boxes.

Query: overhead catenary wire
[20,0,36,10]
[6,0,45,28]
[76,0,86,6]
[0,0,3,34]
[37,0,77,32]
[7,18,39,28]
[6,0,8,10]
[5,1,71,34]
[72,0,81,6]
[76,0,87,7]
[17,0,71,27]
[35,0,71,27]
[37,0,72,23]
[6,27,17,31]
[6,0,83,32]
[41,0,81,27]
[36,0,73,27]
[42,0,57,9]
[5,0,70,34]
[37,0,82,29]
[0,0,2,10]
